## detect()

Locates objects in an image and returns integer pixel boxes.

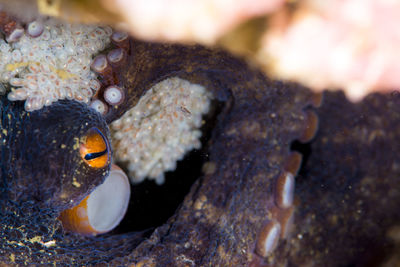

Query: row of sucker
[89,31,130,116]
[252,100,321,263]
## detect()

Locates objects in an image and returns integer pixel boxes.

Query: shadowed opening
[290,140,312,179]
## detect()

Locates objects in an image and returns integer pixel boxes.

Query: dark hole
[114,148,207,232]
[290,139,312,178]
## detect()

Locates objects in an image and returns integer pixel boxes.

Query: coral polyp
[111,77,212,184]
[0,17,111,111]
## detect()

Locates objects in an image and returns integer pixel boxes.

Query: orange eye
[80,128,109,168]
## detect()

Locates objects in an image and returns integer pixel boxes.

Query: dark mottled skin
[0,39,315,266]
[0,98,110,209]
[278,92,400,267]
[0,96,147,265]
[0,38,399,266]
[107,41,317,266]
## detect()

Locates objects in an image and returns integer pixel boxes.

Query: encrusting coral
[0,15,111,111]
[111,77,212,184]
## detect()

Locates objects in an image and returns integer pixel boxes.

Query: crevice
[290,140,312,178]
[111,99,224,234]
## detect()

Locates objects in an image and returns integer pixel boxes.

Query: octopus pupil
[84,149,107,161]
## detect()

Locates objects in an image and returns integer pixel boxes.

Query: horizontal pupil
[84,149,107,161]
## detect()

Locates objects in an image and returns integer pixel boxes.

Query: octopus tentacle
[95,40,319,265]
[270,92,400,266]
[88,32,130,116]
[0,12,47,42]
[0,11,24,42]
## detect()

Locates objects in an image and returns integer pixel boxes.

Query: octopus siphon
[0,12,400,267]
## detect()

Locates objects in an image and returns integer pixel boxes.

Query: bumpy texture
[0,36,399,266]
[297,92,400,266]
[0,97,110,209]
[111,77,212,184]
[0,14,111,111]
[256,92,400,266]
[109,42,317,266]
[0,38,317,265]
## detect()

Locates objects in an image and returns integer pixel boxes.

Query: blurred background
[1,0,399,102]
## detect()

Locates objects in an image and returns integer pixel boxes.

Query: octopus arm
[103,41,318,265]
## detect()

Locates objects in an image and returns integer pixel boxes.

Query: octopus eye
[80,127,109,168]
[59,164,130,236]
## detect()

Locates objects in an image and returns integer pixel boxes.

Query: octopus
[1,12,400,267]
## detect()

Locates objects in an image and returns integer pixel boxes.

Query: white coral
[0,18,111,111]
[111,77,212,185]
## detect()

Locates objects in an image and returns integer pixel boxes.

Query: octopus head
[4,99,111,211]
